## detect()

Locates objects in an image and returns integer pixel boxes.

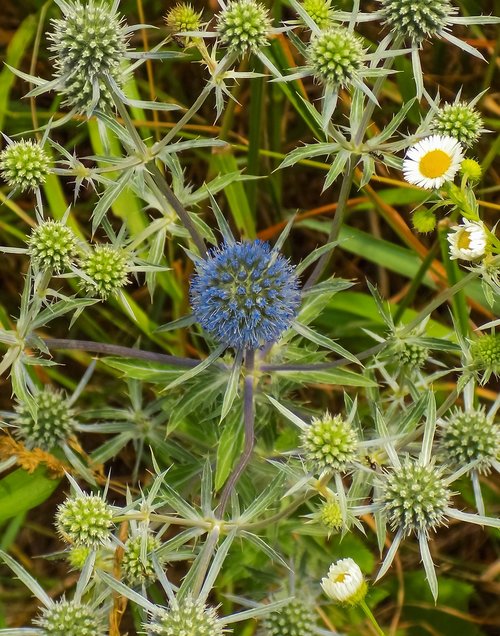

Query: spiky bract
[0,140,51,191]
[35,600,106,636]
[301,413,357,472]
[14,388,75,450]
[262,599,317,636]
[148,596,226,636]
[80,245,129,299]
[190,240,300,351]
[56,493,113,548]
[378,0,456,42]
[306,27,364,86]
[29,221,78,272]
[217,0,272,55]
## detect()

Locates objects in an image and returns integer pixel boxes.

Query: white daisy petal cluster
[447,219,488,261]
[403,135,464,190]
[321,558,367,606]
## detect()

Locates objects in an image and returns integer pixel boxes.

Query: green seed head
[380,458,451,536]
[440,408,500,475]
[147,596,226,636]
[301,412,358,472]
[307,28,364,86]
[0,140,51,192]
[29,221,78,272]
[470,334,500,381]
[217,0,272,55]
[378,0,455,42]
[122,534,161,586]
[35,600,106,636]
[56,493,113,548]
[14,388,75,451]
[302,0,335,29]
[80,244,129,299]
[432,102,484,148]
[165,3,202,33]
[262,598,317,636]
[319,498,344,533]
[48,0,128,113]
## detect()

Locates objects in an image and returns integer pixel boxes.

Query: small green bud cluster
[381,458,451,535]
[440,408,500,475]
[397,341,429,367]
[301,413,357,472]
[148,596,225,636]
[35,600,106,636]
[0,140,51,192]
[470,334,500,381]
[28,220,78,272]
[48,0,128,113]
[307,28,364,86]
[262,598,317,636]
[217,0,272,55]
[319,498,343,532]
[80,244,130,299]
[14,388,75,451]
[122,534,161,586]
[165,3,202,33]
[56,493,113,548]
[378,0,455,42]
[432,102,483,148]
[302,0,335,29]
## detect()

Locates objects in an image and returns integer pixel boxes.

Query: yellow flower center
[334,572,347,583]
[419,149,452,178]
[457,229,471,250]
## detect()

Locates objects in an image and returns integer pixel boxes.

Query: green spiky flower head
[306,27,365,86]
[148,596,226,636]
[378,0,456,42]
[216,0,272,55]
[122,534,161,586]
[28,220,78,272]
[56,493,113,548]
[397,341,429,367]
[302,0,335,29]
[0,140,51,192]
[165,3,202,33]
[301,412,358,472]
[432,102,484,148]
[80,244,130,299]
[48,0,129,113]
[35,600,106,636]
[262,598,317,636]
[14,388,76,451]
[440,408,500,475]
[380,458,451,536]
[470,333,500,382]
[319,498,344,533]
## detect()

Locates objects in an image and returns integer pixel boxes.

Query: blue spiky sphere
[190,240,300,351]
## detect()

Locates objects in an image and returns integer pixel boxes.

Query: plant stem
[361,600,386,636]
[218,349,256,514]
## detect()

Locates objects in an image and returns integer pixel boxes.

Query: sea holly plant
[0,0,499,635]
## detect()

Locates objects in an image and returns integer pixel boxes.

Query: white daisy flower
[321,558,367,606]
[403,135,464,190]
[447,219,488,260]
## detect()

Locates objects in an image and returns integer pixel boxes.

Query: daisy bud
[216,0,272,56]
[447,219,487,261]
[148,595,225,636]
[80,245,130,300]
[378,0,456,42]
[301,413,358,473]
[307,28,365,87]
[403,135,464,190]
[321,558,367,606]
[432,102,484,148]
[35,600,106,636]
[0,140,51,192]
[29,220,78,272]
[56,493,113,548]
[412,208,437,234]
[460,159,482,182]
[262,598,317,636]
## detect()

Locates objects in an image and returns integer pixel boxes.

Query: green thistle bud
[380,458,451,536]
[397,342,429,367]
[412,207,437,233]
[48,0,129,113]
[432,102,483,148]
[378,0,455,42]
[460,159,482,182]
[0,140,51,192]
[301,413,357,472]
[440,408,500,475]
[302,0,335,29]
[319,498,343,533]
[216,0,272,55]
[122,534,160,586]
[165,3,202,33]
[148,596,225,636]
[14,388,76,451]
[35,600,106,636]
[80,244,129,299]
[262,598,317,636]
[306,28,365,86]
[28,220,78,272]
[56,493,113,548]
[67,546,92,570]
[470,333,500,382]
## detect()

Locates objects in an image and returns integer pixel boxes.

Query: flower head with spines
[0,139,52,192]
[261,598,317,636]
[166,3,203,33]
[439,407,500,475]
[28,220,78,272]
[190,240,300,351]
[432,101,484,148]
[301,0,335,30]
[79,244,130,300]
[148,595,227,636]
[122,533,161,586]
[34,599,106,636]
[306,27,365,87]
[301,412,358,472]
[378,0,456,42]
[56,491,114,548]
[216,0,272,56]
[469,333,500,383]
[14,387,76,451]
[48,0,129,113]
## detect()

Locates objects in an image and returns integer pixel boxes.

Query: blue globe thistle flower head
[190,240,301,351]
